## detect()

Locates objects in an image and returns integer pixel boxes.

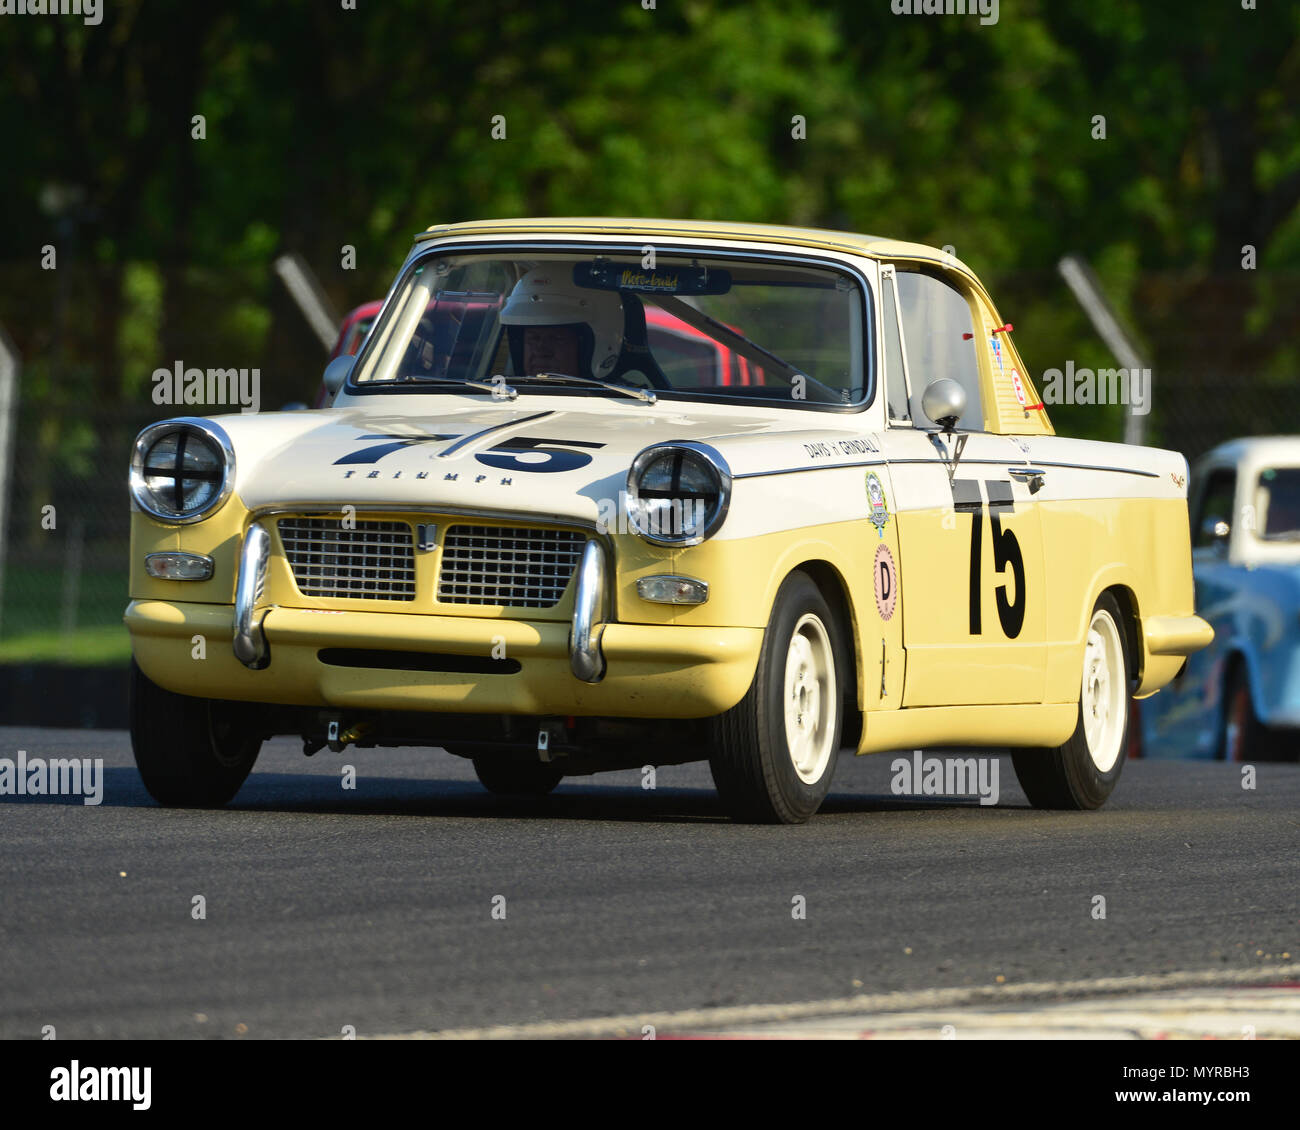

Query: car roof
[415,216,975,277]
[1201,436,1300,469]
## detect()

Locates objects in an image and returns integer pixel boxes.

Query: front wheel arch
[792,559,861,744]
[708,569,846,823]
[129,660,263,807]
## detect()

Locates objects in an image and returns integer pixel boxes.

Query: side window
[1193,469,1237,547]
[1256,467,1300,538]
[881,271,911,424]
[895,270,984,431]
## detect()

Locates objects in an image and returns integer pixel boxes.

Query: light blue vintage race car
[1139,437,1300,761]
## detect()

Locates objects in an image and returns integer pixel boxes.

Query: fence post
[1057,255,1152,446]
[274,252,341,353]
[0,327,20,636]
[61,514,85,642]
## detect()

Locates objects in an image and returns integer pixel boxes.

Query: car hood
[207,394,880,525]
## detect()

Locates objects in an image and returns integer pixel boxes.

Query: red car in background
[313,301,383,407]
[314,298,761,406]
[643,305,763,387]
[332,300,383,359]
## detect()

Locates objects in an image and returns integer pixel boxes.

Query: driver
[498,268,624,379]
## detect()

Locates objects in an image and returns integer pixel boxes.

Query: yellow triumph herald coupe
[125,218,1212,822]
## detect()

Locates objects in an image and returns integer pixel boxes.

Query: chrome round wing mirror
[922,378,967,432]
[323,354,356,396]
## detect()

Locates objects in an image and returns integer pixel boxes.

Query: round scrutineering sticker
[873,542,898,621]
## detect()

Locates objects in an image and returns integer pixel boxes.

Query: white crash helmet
[499,267,624,376]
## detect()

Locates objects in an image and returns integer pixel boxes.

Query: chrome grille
[439,525,585,608]
[278,517,415,601]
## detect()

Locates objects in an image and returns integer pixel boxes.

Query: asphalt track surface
[0,726,1295,1039]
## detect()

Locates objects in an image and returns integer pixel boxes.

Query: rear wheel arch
[1012,591,1130,809]
[1100,583,1142,690]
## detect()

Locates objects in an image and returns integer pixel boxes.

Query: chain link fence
[0,400,156,655]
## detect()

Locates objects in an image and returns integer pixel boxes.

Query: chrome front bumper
[568,538,607,683]
[232,522,270,669]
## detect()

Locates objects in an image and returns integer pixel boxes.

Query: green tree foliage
[0,0,1295,435]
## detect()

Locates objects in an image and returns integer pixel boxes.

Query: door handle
[1008,467,1047,494]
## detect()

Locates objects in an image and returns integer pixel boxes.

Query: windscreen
[353,251,867,406]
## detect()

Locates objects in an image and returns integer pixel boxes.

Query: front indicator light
[636,575,709,605]
[145,552,214,581]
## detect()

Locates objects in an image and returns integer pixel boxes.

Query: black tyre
[129,660,262,807]
[472,756,563,796]
[708,571,844,824]
[1219,664,1270,762]
[1012,593,1130,810]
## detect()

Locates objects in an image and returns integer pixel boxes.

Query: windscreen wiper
[392,373,518,399]
[508,372,656,404]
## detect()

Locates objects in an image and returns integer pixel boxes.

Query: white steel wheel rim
[784,613,836,784]
[1081,609,1125,772]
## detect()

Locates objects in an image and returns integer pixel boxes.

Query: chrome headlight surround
[130,418,235,525]
[625,441,731,548]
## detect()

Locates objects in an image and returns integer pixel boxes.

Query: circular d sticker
[873,542,898,621]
